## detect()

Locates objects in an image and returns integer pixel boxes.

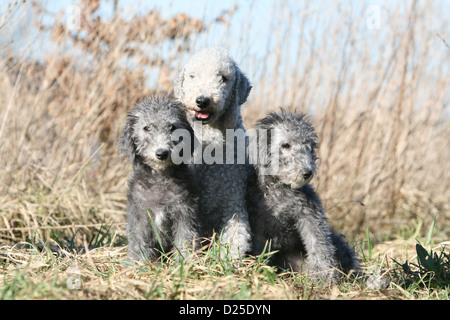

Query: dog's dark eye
[220,75,228,83]
[189,74,195,79]
[281,143,291,149]
[143,126,150,132]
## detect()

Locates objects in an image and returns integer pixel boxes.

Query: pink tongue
[195,111,210,119]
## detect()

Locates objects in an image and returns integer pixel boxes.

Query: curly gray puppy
[247,109,360,284]
[119,96,199,263]
[174,47,253,258]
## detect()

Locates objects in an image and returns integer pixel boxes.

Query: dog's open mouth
[194,111,212,122]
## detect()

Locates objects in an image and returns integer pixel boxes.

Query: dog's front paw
[304,259,340,285]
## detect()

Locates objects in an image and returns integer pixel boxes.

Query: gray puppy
[247,109,359,284]
[119,96,198,263]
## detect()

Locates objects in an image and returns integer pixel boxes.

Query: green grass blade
[425,212,438,247]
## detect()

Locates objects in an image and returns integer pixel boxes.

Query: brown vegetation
[0,0,448,300]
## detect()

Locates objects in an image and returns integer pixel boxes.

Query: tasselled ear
[118,114,137,163]
[174,67,185,101]
[234,65,252,105]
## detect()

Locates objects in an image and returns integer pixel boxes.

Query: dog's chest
[264,187,298,218]
[197,164,248,200]
[134,177,187,220]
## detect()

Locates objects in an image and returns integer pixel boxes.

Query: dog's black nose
[303,171,313,180]
[155,148,170,160]
[195,96,210,109]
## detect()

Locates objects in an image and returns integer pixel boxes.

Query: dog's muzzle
[196,96,210,109]
[155,148,170,160]
[194,96,213,122]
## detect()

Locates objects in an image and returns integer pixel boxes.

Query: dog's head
[255,109,318,189]
[174,47,251,126]
[119,96,194,171]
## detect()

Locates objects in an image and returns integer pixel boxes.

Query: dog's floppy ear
[174,66,185,101]
[118,113,137,163]
[234,65,252,105]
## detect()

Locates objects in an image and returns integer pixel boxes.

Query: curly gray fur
[119,96,199,263]
[174,47,253,258]
[247,109,360,284]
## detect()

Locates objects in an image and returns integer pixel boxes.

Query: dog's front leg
[296,211,339,284]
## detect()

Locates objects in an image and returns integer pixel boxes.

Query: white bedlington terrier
[174,47,253,258]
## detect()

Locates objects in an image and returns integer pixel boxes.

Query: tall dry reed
[0,0,448,246]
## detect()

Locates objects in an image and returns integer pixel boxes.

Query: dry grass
[1,236,448,300]
[0,0,449,300]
